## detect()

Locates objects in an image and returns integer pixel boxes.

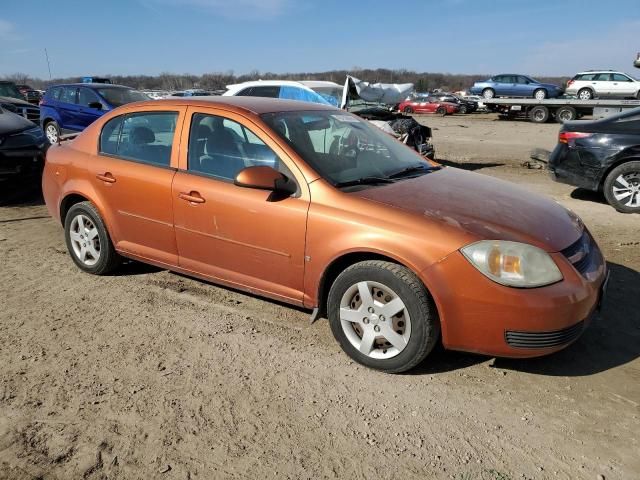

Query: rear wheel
[482,88,495,99]
[436,106,447,116]
[529,105,550,123]
[603,161,640,213]
[64,201,121,274]
[533,89,547,100]
[458,104,468,114]
[327,260,440,373]
[44,121,60,144]
[556,106,577,123]
[577,88,593,100]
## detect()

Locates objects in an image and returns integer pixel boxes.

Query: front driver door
[172,108,309,304]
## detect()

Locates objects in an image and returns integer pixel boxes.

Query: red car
[398,98,459,115]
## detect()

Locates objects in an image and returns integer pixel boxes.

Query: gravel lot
[1,113,638,480]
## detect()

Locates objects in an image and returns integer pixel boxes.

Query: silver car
[566,70,640,100]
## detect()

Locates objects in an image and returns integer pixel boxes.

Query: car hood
[0,95,33,107]
[351,167,583,252]
[0,108,36,136]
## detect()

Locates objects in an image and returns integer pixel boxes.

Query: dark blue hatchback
[40,83,149,143]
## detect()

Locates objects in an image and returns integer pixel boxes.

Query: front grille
[19,106,40,124]
[505,321,585,349]
[561,230,601,278]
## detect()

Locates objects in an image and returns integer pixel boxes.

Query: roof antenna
[44,48,52,80]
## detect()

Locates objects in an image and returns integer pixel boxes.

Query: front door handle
[96,172,116,184]
[179,191,205,204]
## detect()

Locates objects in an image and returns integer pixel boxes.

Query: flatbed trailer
[484,98,640,123]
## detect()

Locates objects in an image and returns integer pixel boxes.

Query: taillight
[567,79,574,86]
[559,131,592,143]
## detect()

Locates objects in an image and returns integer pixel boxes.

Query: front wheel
[327,260,440,373]
[403,106,414,114]
[64,201,121,274]
[436,106,447,116]
[603,161,640,213]
[458,104,468,114]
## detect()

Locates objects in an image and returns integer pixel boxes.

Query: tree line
[2,69,569,93]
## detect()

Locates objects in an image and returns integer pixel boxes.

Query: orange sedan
[42,97,608,373]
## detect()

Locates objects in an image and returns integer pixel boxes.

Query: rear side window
[593,73,611,81]
[575,74,596,81]
[187,113,282,181]
[99,112,178,167]
[47,87,62,100]
[248,86,280,98]
[60,87,77,104]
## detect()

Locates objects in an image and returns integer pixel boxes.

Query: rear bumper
[548,144,600,191]
[421,246,607,358]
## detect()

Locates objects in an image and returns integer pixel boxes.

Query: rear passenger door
[171,108,309,304]
[88,108,185,265]
[57,86,80,132]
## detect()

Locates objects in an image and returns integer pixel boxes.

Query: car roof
[299,80,342,88]
[127,96,337,115]
[46,83,133,89]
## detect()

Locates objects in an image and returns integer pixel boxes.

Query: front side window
[96,88,149,107]
[261,110,437,187]
[99,112,177,166]
[78,88,100,107]
[612,73,632,82]
[187,113,282,180]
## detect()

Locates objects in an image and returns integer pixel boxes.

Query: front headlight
[460,240,562,288]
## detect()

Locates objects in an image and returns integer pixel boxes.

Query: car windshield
[96,88,149,106]
[309,86,342,106]
[0,83,23,99]
[261,110,436,187]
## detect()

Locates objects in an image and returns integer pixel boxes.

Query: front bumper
[421,239,607,358]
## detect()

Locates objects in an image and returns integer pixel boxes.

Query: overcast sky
[1,0,639,79]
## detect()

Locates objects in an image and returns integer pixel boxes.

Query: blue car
[469,74,563,100]
[40,83,149,143]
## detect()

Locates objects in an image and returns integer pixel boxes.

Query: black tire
[556,106,577,123]
[529,105,549,123]
[44,120,60,144]
[459,104,468,114]
[327,260,440,373]
[603,161,640,214]
[482,88,495,99]
[64,201,121,274]
[636,90,640,100]
[533,88,547,100]
[436,106,447,116]
[577,88,593,100]
[403,106,414,114]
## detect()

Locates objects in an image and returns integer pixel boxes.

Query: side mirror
[234,166,296,195]
[88,102,103,110]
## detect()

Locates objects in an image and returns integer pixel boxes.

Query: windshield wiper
[334,176,395,188]
[387,164,437,179]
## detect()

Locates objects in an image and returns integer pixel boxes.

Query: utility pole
[44,48,52,80]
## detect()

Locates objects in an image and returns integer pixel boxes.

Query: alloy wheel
[339,281,411,359]
[45,124,58,143]
[69,214,101,266]
[612,172,640,207]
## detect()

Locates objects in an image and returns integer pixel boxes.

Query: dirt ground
[1,113,638,480]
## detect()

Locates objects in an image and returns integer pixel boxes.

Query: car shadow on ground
[436,158,505,171]
[570,187,607,205]
[0,179,44,207]
[412,262,640,377]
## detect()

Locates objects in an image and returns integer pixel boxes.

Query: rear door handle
[96,172,116,184]
[179,191,205,204]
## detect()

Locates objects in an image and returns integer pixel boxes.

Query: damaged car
[0,106,48,185]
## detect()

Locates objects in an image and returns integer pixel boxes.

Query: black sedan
[549,107,640,213]
[0,107,48,185]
